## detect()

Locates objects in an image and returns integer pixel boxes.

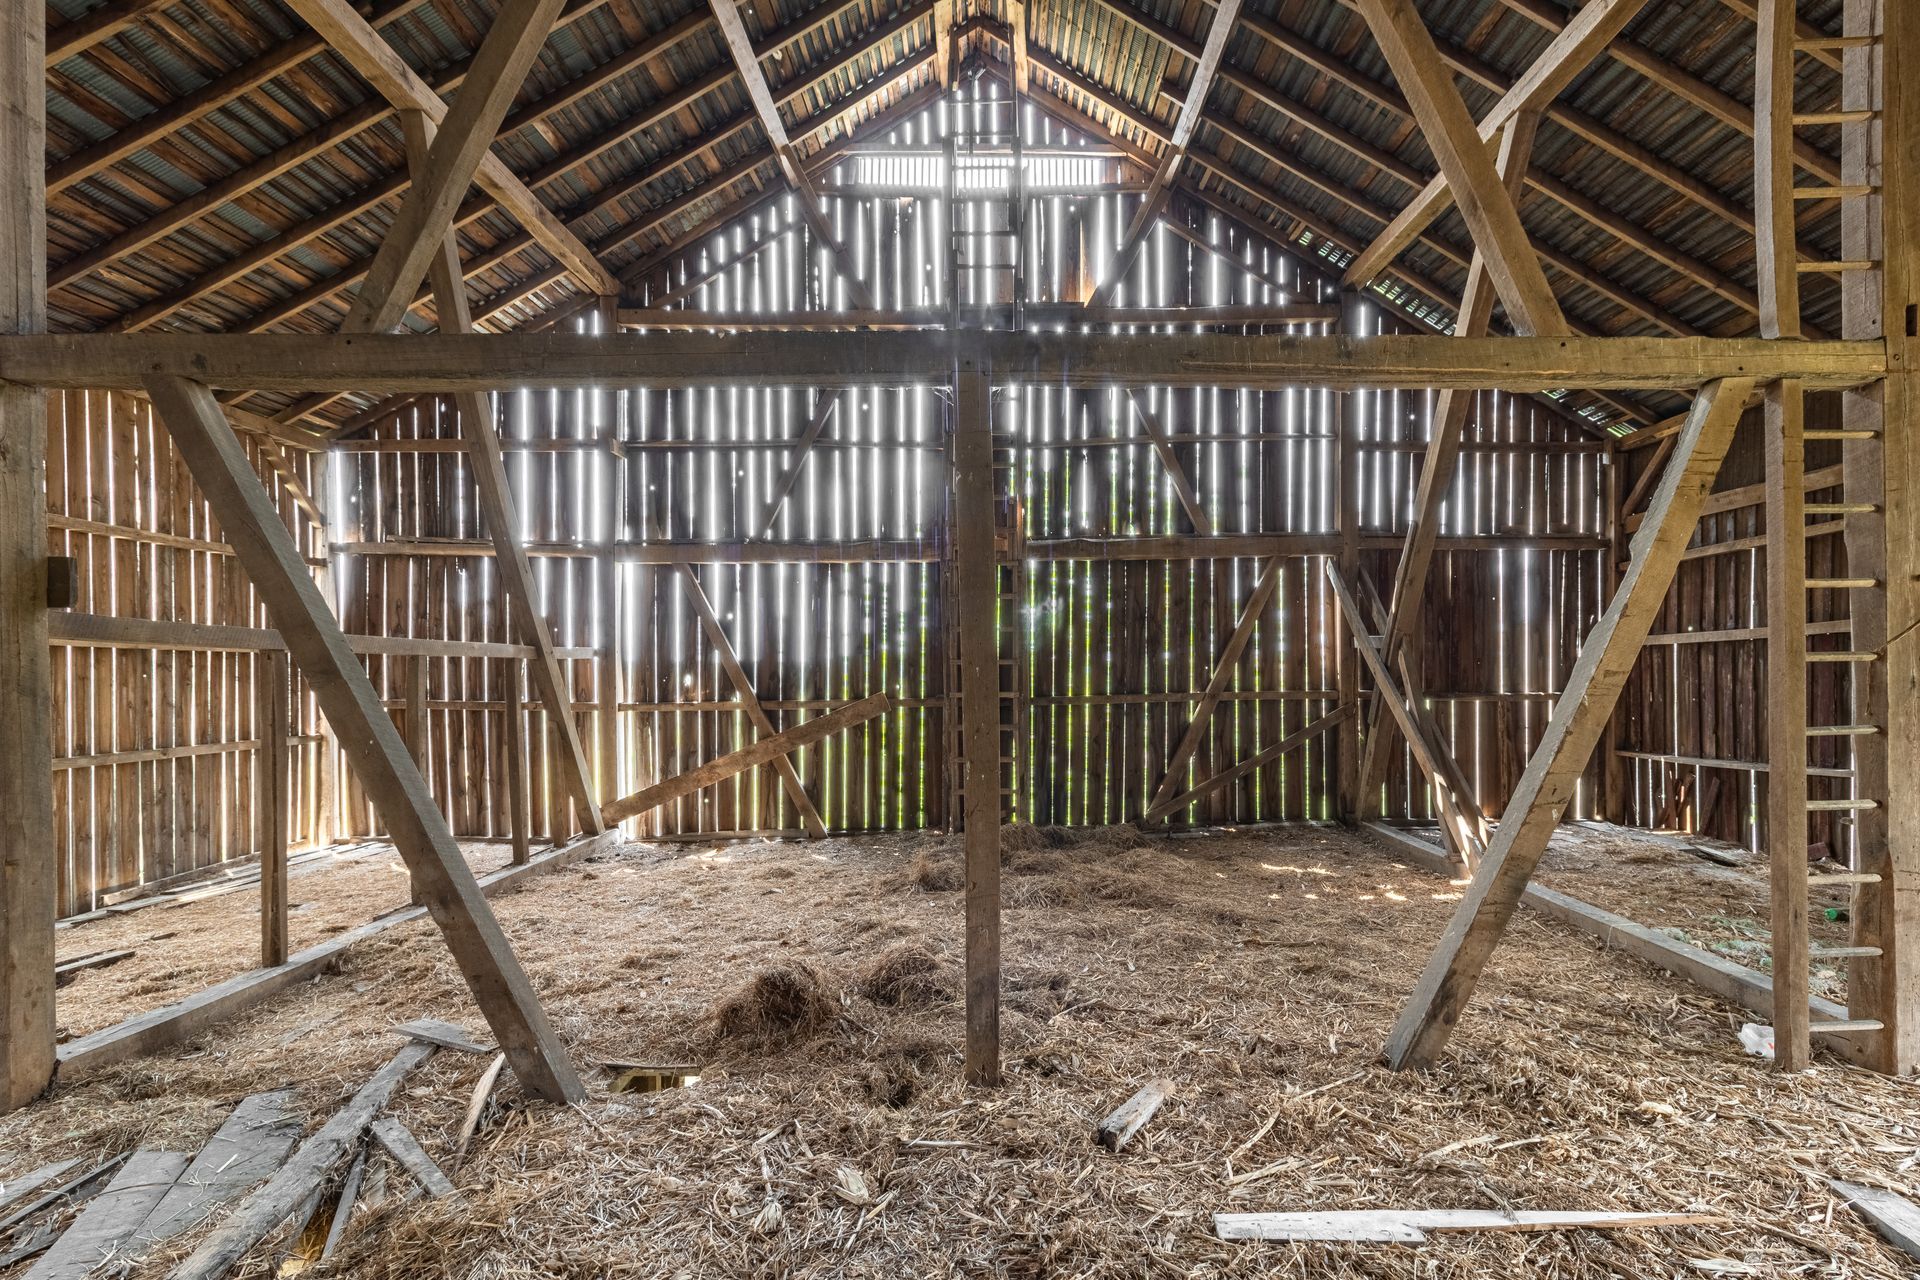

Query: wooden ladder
[944,450,1024,826]
[945,78,1026,324]
[1756,1,1887,1071]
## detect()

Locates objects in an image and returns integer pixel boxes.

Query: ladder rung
[1804,429,1879,440]
[1806,724,1879,736]
[1810,945,1883,959]
[1796,34,1878,50]
[1808,871,1881,886]
[1794,185,1876,200]
[1793,110,1877,125]
[1809,797,1880,811]
[1806,502,1879,514]
[1799,260,1880,273]
[1806,651,1879,662]
[1811,1019,1883,1034]
[1806,578,1879,589]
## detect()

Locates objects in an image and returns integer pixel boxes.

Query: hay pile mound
[705,962,836,1045]
[906,848,961,892]
[855,943,952,1008]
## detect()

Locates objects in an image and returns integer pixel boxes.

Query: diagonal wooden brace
[1381,376,1754,1070]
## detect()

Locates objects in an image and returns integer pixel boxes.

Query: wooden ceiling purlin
[1351,0,1568,339]
[999,32,1655,427]
[1341,0,1657,299]
[705,0,879,311]
[340,0,580,333]
[286,76,944,431]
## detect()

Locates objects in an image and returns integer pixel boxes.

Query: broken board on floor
[134,1089,301,1247]
[1830,1180,1920,1261]
[26,1150,188,1279]
[1214,1209,1720,1243]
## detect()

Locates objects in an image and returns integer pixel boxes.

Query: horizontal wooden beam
[330,532,1608,564]
[0,334,1883,392]
[1363,823,1867,1062]
[46,611,595,659]
[615,303,1343,329]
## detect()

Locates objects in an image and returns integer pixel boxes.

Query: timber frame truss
[4,0,1918,1116]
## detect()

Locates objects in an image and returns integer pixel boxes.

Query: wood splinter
[1095,1079,1173,1152]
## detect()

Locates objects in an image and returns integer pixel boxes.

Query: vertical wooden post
[258,650,290,967]
[0,0,57,1111]
[144,374,583,1104]
[1600,442,1626,824]
[504,660,531,866]
[311,447,340,848]
[404,656,428,905]
[1840,0,1920,1075]
[954,366,1001,1086]
[1334,302,1361,823]
[594,296,621,827]
[1765,378,1811,1071]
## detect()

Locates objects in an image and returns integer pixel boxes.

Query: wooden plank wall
[334,387,614,845]
[43,389,326,918]
[1619,407,1853,849]
[42,86,1616,904]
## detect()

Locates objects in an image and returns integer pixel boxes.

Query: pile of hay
[855,943,952,1008]
[704,962,837,1046]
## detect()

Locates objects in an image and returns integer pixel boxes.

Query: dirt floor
[5,822,1919,1278]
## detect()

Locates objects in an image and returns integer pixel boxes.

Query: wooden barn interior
[3,0,1920,1272]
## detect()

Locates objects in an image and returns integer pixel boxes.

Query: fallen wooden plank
[316,1147,367,1263]
[1214,1208,1721,1243]
[450,1053,506,1177]
[389,1018,492,1056]
[1094,1079,1172,1153]
[170,1043,436,1280]
[53,950,133,987]
[369,1119,457,1199]
[0,1222,61,1267]
[0,1155,129,1237]
[57,830,618,1080]
[137,1090,301,1247]
[603,694,891,823]
[1830,1180,1920,1261]
[1362,824,1868,1062]
[0,1161,81,1217]
[27,1150,189,1280]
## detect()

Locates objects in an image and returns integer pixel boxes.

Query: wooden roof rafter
[73,0,935,345]
[1081,0,1840,337]
[703,0,876,310]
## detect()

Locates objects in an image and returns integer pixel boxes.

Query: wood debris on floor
[12,828,1920,1277]
[1213,1208,1724,1244]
